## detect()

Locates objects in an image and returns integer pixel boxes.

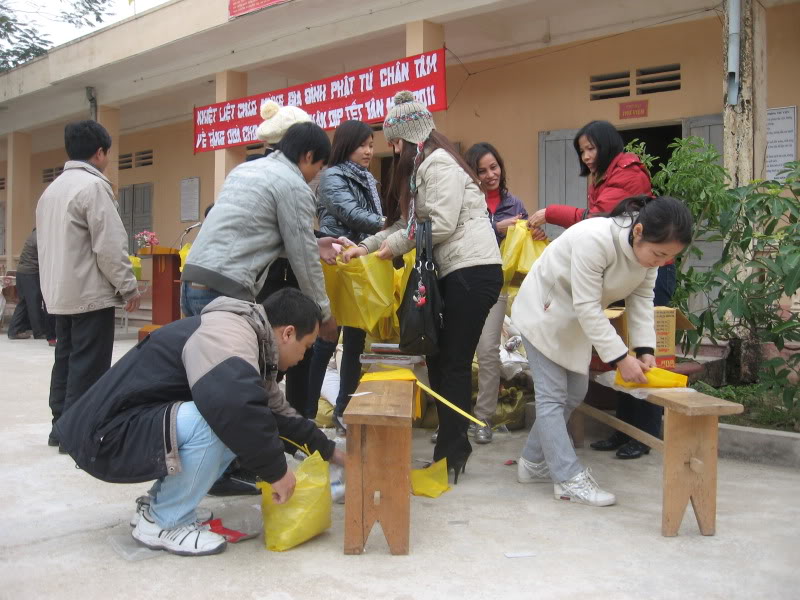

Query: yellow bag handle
[279,436,311,456]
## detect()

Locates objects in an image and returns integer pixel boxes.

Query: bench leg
[344,424,367,554]
[366,425,410,555]
[662,411,719,537]
[343,424,411,555]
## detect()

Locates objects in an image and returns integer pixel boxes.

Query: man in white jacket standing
[37,120,141,450]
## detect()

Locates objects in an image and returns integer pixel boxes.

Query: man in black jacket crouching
[56,288,344,557]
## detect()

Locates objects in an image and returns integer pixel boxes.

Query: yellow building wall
[17,5,799,245]
[118,120,216,254]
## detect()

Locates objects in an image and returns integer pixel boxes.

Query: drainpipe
[726,0,741,105]
[86,86,97,120]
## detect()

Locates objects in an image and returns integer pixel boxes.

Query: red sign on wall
[193,48,447,154]
[619,99,649,120]
[229,0,289,19]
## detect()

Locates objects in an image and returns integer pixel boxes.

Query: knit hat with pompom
[257,100,313,144]
[382,90,435,145]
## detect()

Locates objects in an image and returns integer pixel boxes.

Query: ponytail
[607,195,693,246]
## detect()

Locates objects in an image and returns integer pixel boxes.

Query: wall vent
[119,153,133,170]
[636,63,681,95]
[589,70,631,101]
[42,166,64,184]
[0,177,5,191]
[134,149,154,168]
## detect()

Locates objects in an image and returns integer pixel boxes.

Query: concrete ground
[1,334,798,600]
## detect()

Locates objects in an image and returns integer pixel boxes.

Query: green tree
[1,0,114,71]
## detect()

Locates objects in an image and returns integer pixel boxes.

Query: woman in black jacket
[308,120,384,433]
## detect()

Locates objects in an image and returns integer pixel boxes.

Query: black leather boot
[616,439,651,459]
[590,431,629,451]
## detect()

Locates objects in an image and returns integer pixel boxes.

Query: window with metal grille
[0,177,5,191]
[119,153,133,170]
[42,166,64,183]
[590,70,630,101]
[134,149,154,168]
[636,63,681,95]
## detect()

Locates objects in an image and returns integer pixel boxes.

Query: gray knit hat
[383,91,435,144]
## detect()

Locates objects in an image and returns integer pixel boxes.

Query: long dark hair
[464,142,508,198]
[573,120,624,179]
[329,120,374,167]
[384,130,479,227]
[606,195,693,245]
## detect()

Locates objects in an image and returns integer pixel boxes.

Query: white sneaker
[517,457,550,483]
[553,468,616,507]
[132,507,227,556]
[129,495,213,528]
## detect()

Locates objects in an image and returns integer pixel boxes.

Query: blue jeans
[149,402,236,529]
[181,282,223,317]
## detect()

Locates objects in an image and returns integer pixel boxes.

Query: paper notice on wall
[766,106,796,181]
[180,177,200,222]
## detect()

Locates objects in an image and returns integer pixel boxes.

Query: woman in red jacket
[530,120,673,460]
[528,120,651,230]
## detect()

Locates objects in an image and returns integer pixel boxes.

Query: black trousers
[428,264,502,462]
[615,263,677,440]
[257,259,315,418]
[8,272,55,339]
[49,308,115,429]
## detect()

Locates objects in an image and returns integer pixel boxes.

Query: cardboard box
[589,307,695,371]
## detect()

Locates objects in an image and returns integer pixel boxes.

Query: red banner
[229,0,289,19]
[193,48,447,153]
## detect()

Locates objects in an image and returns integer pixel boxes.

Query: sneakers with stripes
[129,495,213,528]
[553,468,616,507]
[516,457,550,483]
[131,507,227,557]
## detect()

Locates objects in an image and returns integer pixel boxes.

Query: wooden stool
[343,379,414,555]
[577,390,743,536]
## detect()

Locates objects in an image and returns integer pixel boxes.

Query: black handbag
[398,221,444,356]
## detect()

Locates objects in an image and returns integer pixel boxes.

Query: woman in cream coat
[512,195,692,506]
[343,91,502,480]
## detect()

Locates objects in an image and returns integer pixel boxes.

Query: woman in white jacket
[511,196,692,506]
[343,91,502,481]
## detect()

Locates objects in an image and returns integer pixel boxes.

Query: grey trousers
[474,294,508,423]
[521,338,588,482]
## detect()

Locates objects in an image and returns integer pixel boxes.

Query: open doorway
[619,124,682,177]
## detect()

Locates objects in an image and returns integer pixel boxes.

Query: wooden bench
[342,379,415,555]
[576,390,743,536]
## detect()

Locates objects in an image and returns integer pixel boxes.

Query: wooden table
[343,379,414,555]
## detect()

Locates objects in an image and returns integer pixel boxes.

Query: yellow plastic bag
[256,451,332,551]
[410,458,450,498]
[322,253,395,332]
[499,220,548,291]
[614,366,688,388]
[179,243,192,272]
[128,255,142,280]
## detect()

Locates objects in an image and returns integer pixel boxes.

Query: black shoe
[616,440,651,460]
[434,435,472,485]
[48,435,60,447]
[332,413,346,436]
[590,431,630,451]
[207,471,260,496]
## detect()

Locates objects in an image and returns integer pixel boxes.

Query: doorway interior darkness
[619,124,682,177]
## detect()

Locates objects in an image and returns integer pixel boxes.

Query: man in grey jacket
[182,121,338,346]
[36,120,141,450]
